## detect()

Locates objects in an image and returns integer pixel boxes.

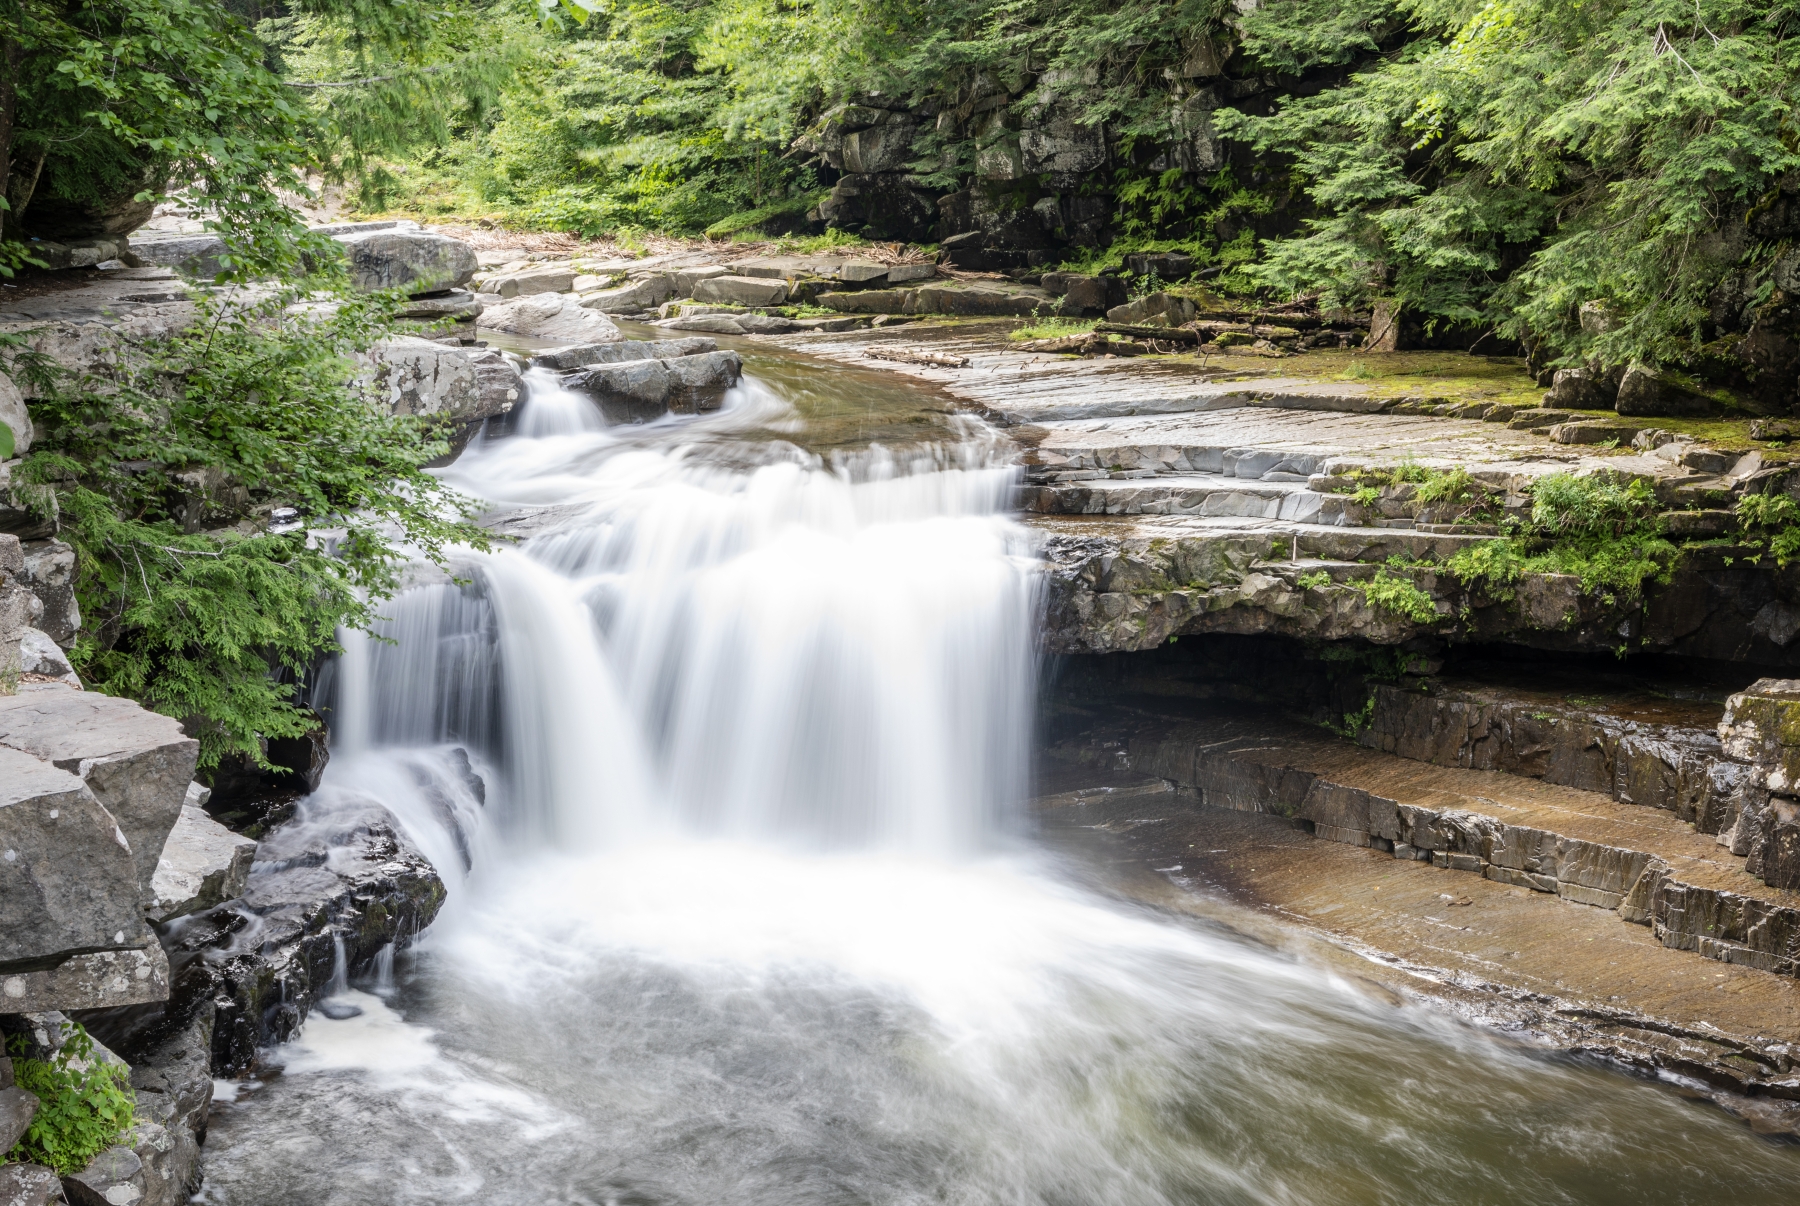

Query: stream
[198,332,1800,1205]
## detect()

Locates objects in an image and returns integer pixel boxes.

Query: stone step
[1022,474,1350,523]
[1059,704,1800,979]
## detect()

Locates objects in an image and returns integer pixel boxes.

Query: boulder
[19,541,79,648]
[479,294,621,343]
[886,263,937,284]
[359,338,521,445]
[478,265,575,300]
[0,744,153,980]
[1105,293,1198,327]
[578,275,677,314]
[124,235,227,280]
[664,350,745,411]
[0,1164,66,1206]
[565,350,742,421]
[1614,365,1717,417]
[0,687,198,903]
[1019,120,1107,174]
[122,1006,214,1206]
[693,275,789,307]
[335,229,478,295]
[841,120,917,174]
[836,260,889,284]
[531,337,715,371]
[147,804,257,923]
[1543,367,1619,410]
[816,290,907,315]
[659,314,754,335]
[61,1146,144,1206]
[1124,252,1194,280]
[1041,273,1125,316]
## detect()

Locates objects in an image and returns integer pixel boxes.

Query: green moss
[1011,318,1098,341]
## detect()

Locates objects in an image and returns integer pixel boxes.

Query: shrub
[5,1025,137,1175]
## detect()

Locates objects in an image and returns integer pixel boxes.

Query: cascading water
[200,343,1800,1205]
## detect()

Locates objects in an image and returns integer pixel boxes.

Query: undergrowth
[1011,318,1098,341]
[1351,570,1440,625]
[5,1025,136,1175]
[1447,473,1676,603]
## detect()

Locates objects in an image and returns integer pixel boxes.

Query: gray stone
[395,290,483,321]
[360,337,519,430]
[0,687,199,903]
[335,229,478,295]
[479,294,621,343]
[663,350,743,412]
[841,120,917,174]
[579,275,676,314]
[62,1146,144,1206]
[531,337,715,371]
[125,1006,213,1206]
[906,286,1046,317]
[693,276,789,307]
[1,1083,38,1153]
[308,219,417,237]
[659,314,750,335]
[1614,365,1716,417]
[19,542,79,647]
[1544,367,1617,410]
[477,265,574,300]
[885,262,938,284]
[732,314,800,334]
[0,1164,67,1206]
[124,235,226,280]
[566,359,672,423]
[1,371,32,455]
[0,744,147,972]
[147,804,257,922]
[836,260,889,284]
[674,265,731,294]
[1105,293,1198,327]
[18,628,79,687]
[1019,120,1107,174]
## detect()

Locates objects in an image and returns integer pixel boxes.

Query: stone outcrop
[147,803,257,924]
[359,337,523,442]
[530,336,716,371]
[0,1161,66,1206]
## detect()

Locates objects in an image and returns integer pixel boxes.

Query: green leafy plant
[1323,694,1377,740]
[5,1025,136,1175]
[1295,569,1332,590]
[13,289,490,769]
[1352,569,1440,624]
[1735,492,1800,566]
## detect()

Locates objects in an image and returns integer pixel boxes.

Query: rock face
[334,228,478,295]
[692,275,789,307]
[479,294,622,343]
[1,372,31,455]
[0,1162,67,1206]
[0,690,199,904]
[360,337,522,436]
[530,337,716,371]
[578,275,677,314]
[18,542,80,649]
[126,235,227,280]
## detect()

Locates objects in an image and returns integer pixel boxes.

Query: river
[197,332,1800,1205]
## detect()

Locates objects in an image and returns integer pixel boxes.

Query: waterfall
[323,367,1036,857]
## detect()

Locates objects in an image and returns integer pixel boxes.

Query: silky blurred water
[199,343,1800,1206]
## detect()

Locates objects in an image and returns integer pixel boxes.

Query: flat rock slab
[479,294,622,343]
[148,804,257,923]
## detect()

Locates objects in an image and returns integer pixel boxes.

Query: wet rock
[531,337,715,371]
[693,276,789,307]
[663,350,744,411]
[198,800,448,1072]
[564,350,742,421]
[1614,365,1717,417]
[148,805,257,923]
[336,229,478,295]
[0,1164,67,1206]
[0,685,199,903]
[479,294,621,343]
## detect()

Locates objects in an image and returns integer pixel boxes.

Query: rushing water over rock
[200,351,1800,1205]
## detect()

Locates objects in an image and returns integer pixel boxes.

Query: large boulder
[816,174,939,242]
[564,350,742,422]
[0,687,199,904]
[1544,366,1619,410]
[335,228,478,295]
[0,1163,66,1206]
[479,294,622,343]
[477,265,574,300]
[1614,364,1717,416]
[1106,293,1198,327]
[0,743,164,1012]
[361,337,521,434]
[127,234,227,280]
[530,337,716,371]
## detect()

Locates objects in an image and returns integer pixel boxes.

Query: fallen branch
[865,348,970,369]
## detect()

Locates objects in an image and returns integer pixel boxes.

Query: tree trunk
[0,33,19,243]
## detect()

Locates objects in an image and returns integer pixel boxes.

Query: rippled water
[199,337,1800,1205]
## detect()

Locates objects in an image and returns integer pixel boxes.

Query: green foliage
[14,290,489,769]
[1735,491,1800,566]
[1295,569,1332,590]
[1221,0,1800,368]
[1323,694,1377,739]
[1447,471,1677,601]
[4,1025,136,1175]
[1352,569,1440,624]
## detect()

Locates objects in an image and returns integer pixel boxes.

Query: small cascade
[372,943,396,996]
[514,366,605,438]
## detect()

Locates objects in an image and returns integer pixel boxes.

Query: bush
[1448,472,1677,602]
[5,1025,136,1175]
